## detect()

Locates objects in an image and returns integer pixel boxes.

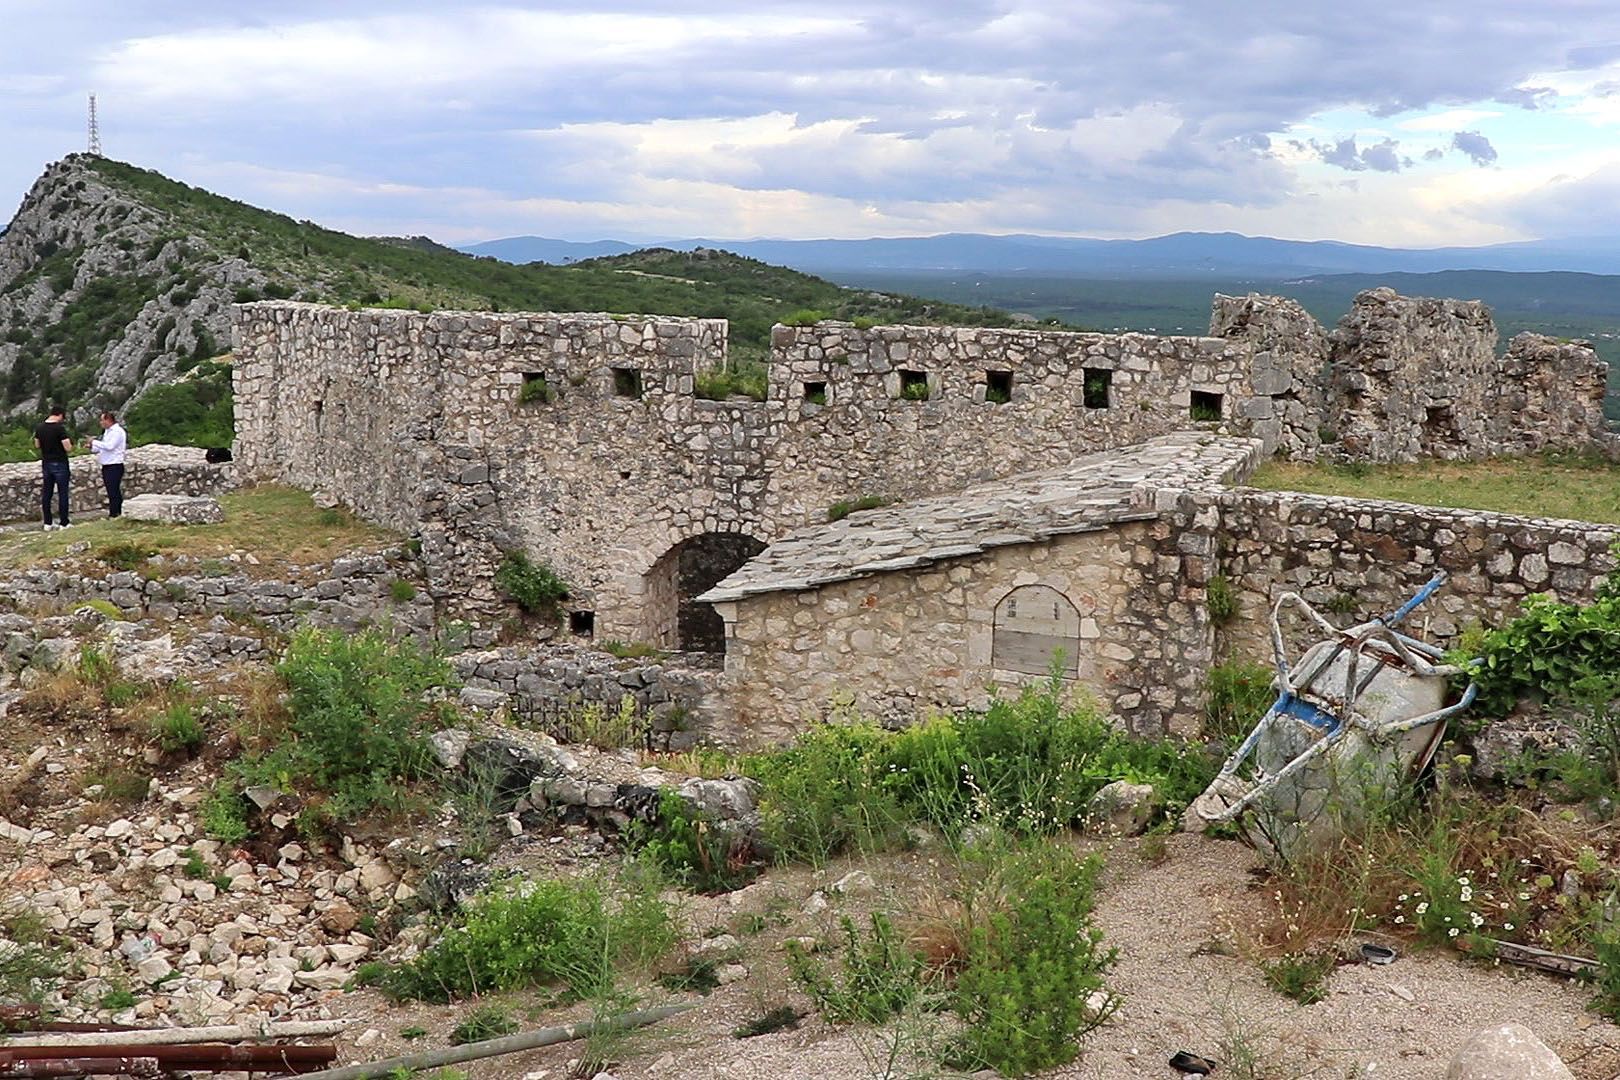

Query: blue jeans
[41,460,69,526]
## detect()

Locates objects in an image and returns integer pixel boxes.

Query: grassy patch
[1249,451,1620,524]
[0,486,395,571]
[449,1005,517,1045]
[826,495,889,522]
[494,551,569,619]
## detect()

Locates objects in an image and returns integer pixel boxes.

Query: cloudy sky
[4,1,1620,246]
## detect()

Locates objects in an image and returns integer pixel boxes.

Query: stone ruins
[227,288,1614,743]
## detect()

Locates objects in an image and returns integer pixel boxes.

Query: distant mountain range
[463,231,1620,279]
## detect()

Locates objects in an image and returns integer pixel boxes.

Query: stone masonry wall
[0,444,236,523]
[1204,489,1620,662]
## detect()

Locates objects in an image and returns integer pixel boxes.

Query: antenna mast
[87,93,101,156]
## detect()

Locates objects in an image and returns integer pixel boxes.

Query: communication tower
[88,93,101,156]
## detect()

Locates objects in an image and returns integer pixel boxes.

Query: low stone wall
[452,643,722,751]
[0,551,432,639]
[1205,489,1620,659]
[0,444,236,524]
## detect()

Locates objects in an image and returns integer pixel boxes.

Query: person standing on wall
[33,404,73,531]
[91,410,127,518]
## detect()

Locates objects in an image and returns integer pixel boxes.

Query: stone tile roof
[700,433,1264,603]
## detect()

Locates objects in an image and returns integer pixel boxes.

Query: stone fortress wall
[232,288,1610,655]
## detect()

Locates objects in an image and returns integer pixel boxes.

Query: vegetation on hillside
[0,156,1028,452]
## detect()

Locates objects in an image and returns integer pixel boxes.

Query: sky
[4,1,1620,247]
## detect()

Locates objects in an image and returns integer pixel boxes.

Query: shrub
[379,872,676,1002]
[494,551,569,619]
[1462,569,1620,715]
[0,911,65,1005]
[748,720,909,865]
[694,361,767,401]
[266,626,454,819]
[601,640,664,660]
[947,842,1115,1076]
[388,578,418,603]
[781,309,827,327]
[199,784,250,843]
[787,912,926,1025]
[1206,574,1238,626]
[1593,933,1620,1021]
[627,789,761,894]
[518,375,553,404]
[551,695,650,750]
[77,643,116,685]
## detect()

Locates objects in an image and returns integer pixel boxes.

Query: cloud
[1311,135,1406,173]
[1452,130,1499,166]
[5,1,1620,244]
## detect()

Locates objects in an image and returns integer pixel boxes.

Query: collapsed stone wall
[0,444,236,523]
[452,643,721,752]
[1324,288,1611,462]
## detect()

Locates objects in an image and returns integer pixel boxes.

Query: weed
[494,551,569,620]
[180,848,209,879]
[199,784,251,844]
[99,983,138,1011]
[1205,660,1275,745]
[518,374,553,405]
[1206,574,1238,626]
[899,379,931,402]
[627,789,761,894]
[552,695,649,751]
[378,871,677,1002]
[655,953,722,995]
[150,700,206,754]
[398,1025,428,1040]
[388,578,418,603]
[97,542,156,571]
[947,842,1116,1076]
[787,912,927,1025]
[315,508,343,527]
[449,1005,517,1045]
[782,309,827,327]
[694,361,768,401]
[0,910,64,1004]
[601,640,664,660]
[1260,951,1335,1004]
[733,1004,803,1038]
[449,760,510,862]
[826,495,889,522]
[84,765,150,804]
[78,643,116,686]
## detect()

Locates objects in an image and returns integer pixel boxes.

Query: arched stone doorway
[643,532,768,651]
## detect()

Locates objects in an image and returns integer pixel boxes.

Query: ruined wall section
[1326,288,1499,462]
[1209,293,1334,459]
[1493,332,1615,455]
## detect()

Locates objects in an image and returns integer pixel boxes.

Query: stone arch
[642,530,768,651]
[992,584,1082,677]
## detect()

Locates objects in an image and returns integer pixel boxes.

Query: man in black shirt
[33,404,73,530]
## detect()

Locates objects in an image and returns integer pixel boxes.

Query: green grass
[1249,452,1620,525]
[0,485,395,568]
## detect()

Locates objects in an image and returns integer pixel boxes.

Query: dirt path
[327,833,1620,1080]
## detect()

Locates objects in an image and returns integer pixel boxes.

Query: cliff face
[0,155,264,421]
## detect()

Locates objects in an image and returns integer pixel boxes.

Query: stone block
[122,494,224,525]
[1445,1023,1573,1079]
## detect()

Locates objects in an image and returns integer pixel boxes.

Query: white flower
[1504,922,1515,931]
[1470,913,1484,927]
[1397,894,1409,902]
[1394,915,1405,924]
[1460,888,1472,902]
[1416,902,1429,915]
[1448,928,1460,937]
[1458,876,1470,885]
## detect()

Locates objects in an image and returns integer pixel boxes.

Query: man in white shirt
[90,411,127,518]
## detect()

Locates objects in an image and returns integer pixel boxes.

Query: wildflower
[1448,928,1460,937]
[1416,902,1429,915]
[1517,892,1530,901]
[1460,887,1472,902]
[1397,894,1408,902]
[1504,922,1515,931]
[1394,915,1405,924]
[1470,913,1484,928]
[1458,876,1470,885]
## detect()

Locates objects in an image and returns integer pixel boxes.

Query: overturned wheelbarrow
[1190,572,1478,863]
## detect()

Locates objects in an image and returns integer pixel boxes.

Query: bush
[948,843,1115,1076]
[781,309,828,327]
[787,912,926,1025]
[1462,571,1620,714]
[266,627,454,819]
[388,578,417,603]
[1260,951,1334,1004]
[494,551,569,619]
[747,720,909,865]
[199,784,250,843]
[627,789,760,894]
[379,872,676,1002]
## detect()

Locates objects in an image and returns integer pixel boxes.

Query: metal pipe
[297,1004,694,1080]
[0,1042,335,1068]
[3,1020,351,1047]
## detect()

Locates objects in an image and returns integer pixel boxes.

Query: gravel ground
[324,832,1620,1080]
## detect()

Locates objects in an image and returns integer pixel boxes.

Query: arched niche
[992,584,1082,677]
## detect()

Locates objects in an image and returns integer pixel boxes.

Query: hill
[464,230,1620,278]
[0,156,1025,458]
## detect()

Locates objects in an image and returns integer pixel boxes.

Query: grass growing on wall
[1249,451,1620,525]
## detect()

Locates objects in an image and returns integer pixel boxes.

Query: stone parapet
[0,444,235,523]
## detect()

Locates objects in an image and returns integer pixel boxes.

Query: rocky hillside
[0,155,1025,440]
